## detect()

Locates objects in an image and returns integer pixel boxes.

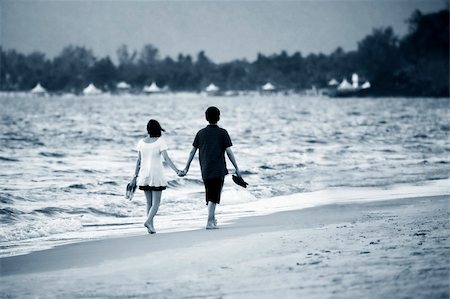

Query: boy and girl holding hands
[129,106,245,234]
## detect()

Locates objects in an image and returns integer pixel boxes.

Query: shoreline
[2,91,450,99]
[2,178,449,259]
[1,195,449,298]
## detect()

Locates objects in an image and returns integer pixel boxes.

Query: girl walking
[131,119,181,234]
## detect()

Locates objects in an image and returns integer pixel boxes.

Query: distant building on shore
[30,83,47,95]
[325,73,371,97]
[143,82,164,94]
[361,81,371,89]
[205,83,220,96]
[116,81,131,90]
[352,73,359,88]
[261,82,276,94]
[337,79,353,90]
[116,81,131,94]
[83,83,102,95]
[328,78,339,86]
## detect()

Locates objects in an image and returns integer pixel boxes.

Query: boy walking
[183,107,241,229]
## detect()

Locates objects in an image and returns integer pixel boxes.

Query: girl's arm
[132,152,141,183]
[162,150,180,174]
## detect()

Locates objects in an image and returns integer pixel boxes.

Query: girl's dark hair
[205,106,220,123]
[147,119,165,137]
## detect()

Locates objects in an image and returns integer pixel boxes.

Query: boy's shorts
[204,177,224,204]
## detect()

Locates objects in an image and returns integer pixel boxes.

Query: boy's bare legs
[206,202,218,229]
[145,191,161,233]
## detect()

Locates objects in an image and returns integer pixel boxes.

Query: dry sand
[1,195,449,298]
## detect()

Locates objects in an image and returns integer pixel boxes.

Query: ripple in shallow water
[0,156,19,162]
[39,152,66,158]
[66,184,89,189]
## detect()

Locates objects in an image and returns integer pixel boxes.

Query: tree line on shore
[1,9,448,96]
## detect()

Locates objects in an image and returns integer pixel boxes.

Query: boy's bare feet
[206,221,218,229]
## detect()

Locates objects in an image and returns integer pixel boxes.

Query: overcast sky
[1,0,447,63]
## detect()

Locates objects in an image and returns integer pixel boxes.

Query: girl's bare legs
[144,190,153,215]
[143,191,153,233]
[146,191,162,233]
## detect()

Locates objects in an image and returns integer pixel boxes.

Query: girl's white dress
[136,137,168,187]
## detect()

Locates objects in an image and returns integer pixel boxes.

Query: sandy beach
[1,195,448,298]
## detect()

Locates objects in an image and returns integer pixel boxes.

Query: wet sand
[1,195,449,298]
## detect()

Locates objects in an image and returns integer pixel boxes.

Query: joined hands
[177,169,188,177]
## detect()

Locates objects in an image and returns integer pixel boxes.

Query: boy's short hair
[147,119,165,137]
[205,106,220,123]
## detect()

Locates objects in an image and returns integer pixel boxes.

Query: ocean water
[0,94,449,256]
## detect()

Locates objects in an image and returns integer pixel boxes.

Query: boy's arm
[225,147,241,177]
[184,146,197,174]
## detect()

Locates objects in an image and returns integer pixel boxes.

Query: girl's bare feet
[144,222,156,234]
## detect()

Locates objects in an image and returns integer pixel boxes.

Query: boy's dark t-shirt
[193,124,232,180]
